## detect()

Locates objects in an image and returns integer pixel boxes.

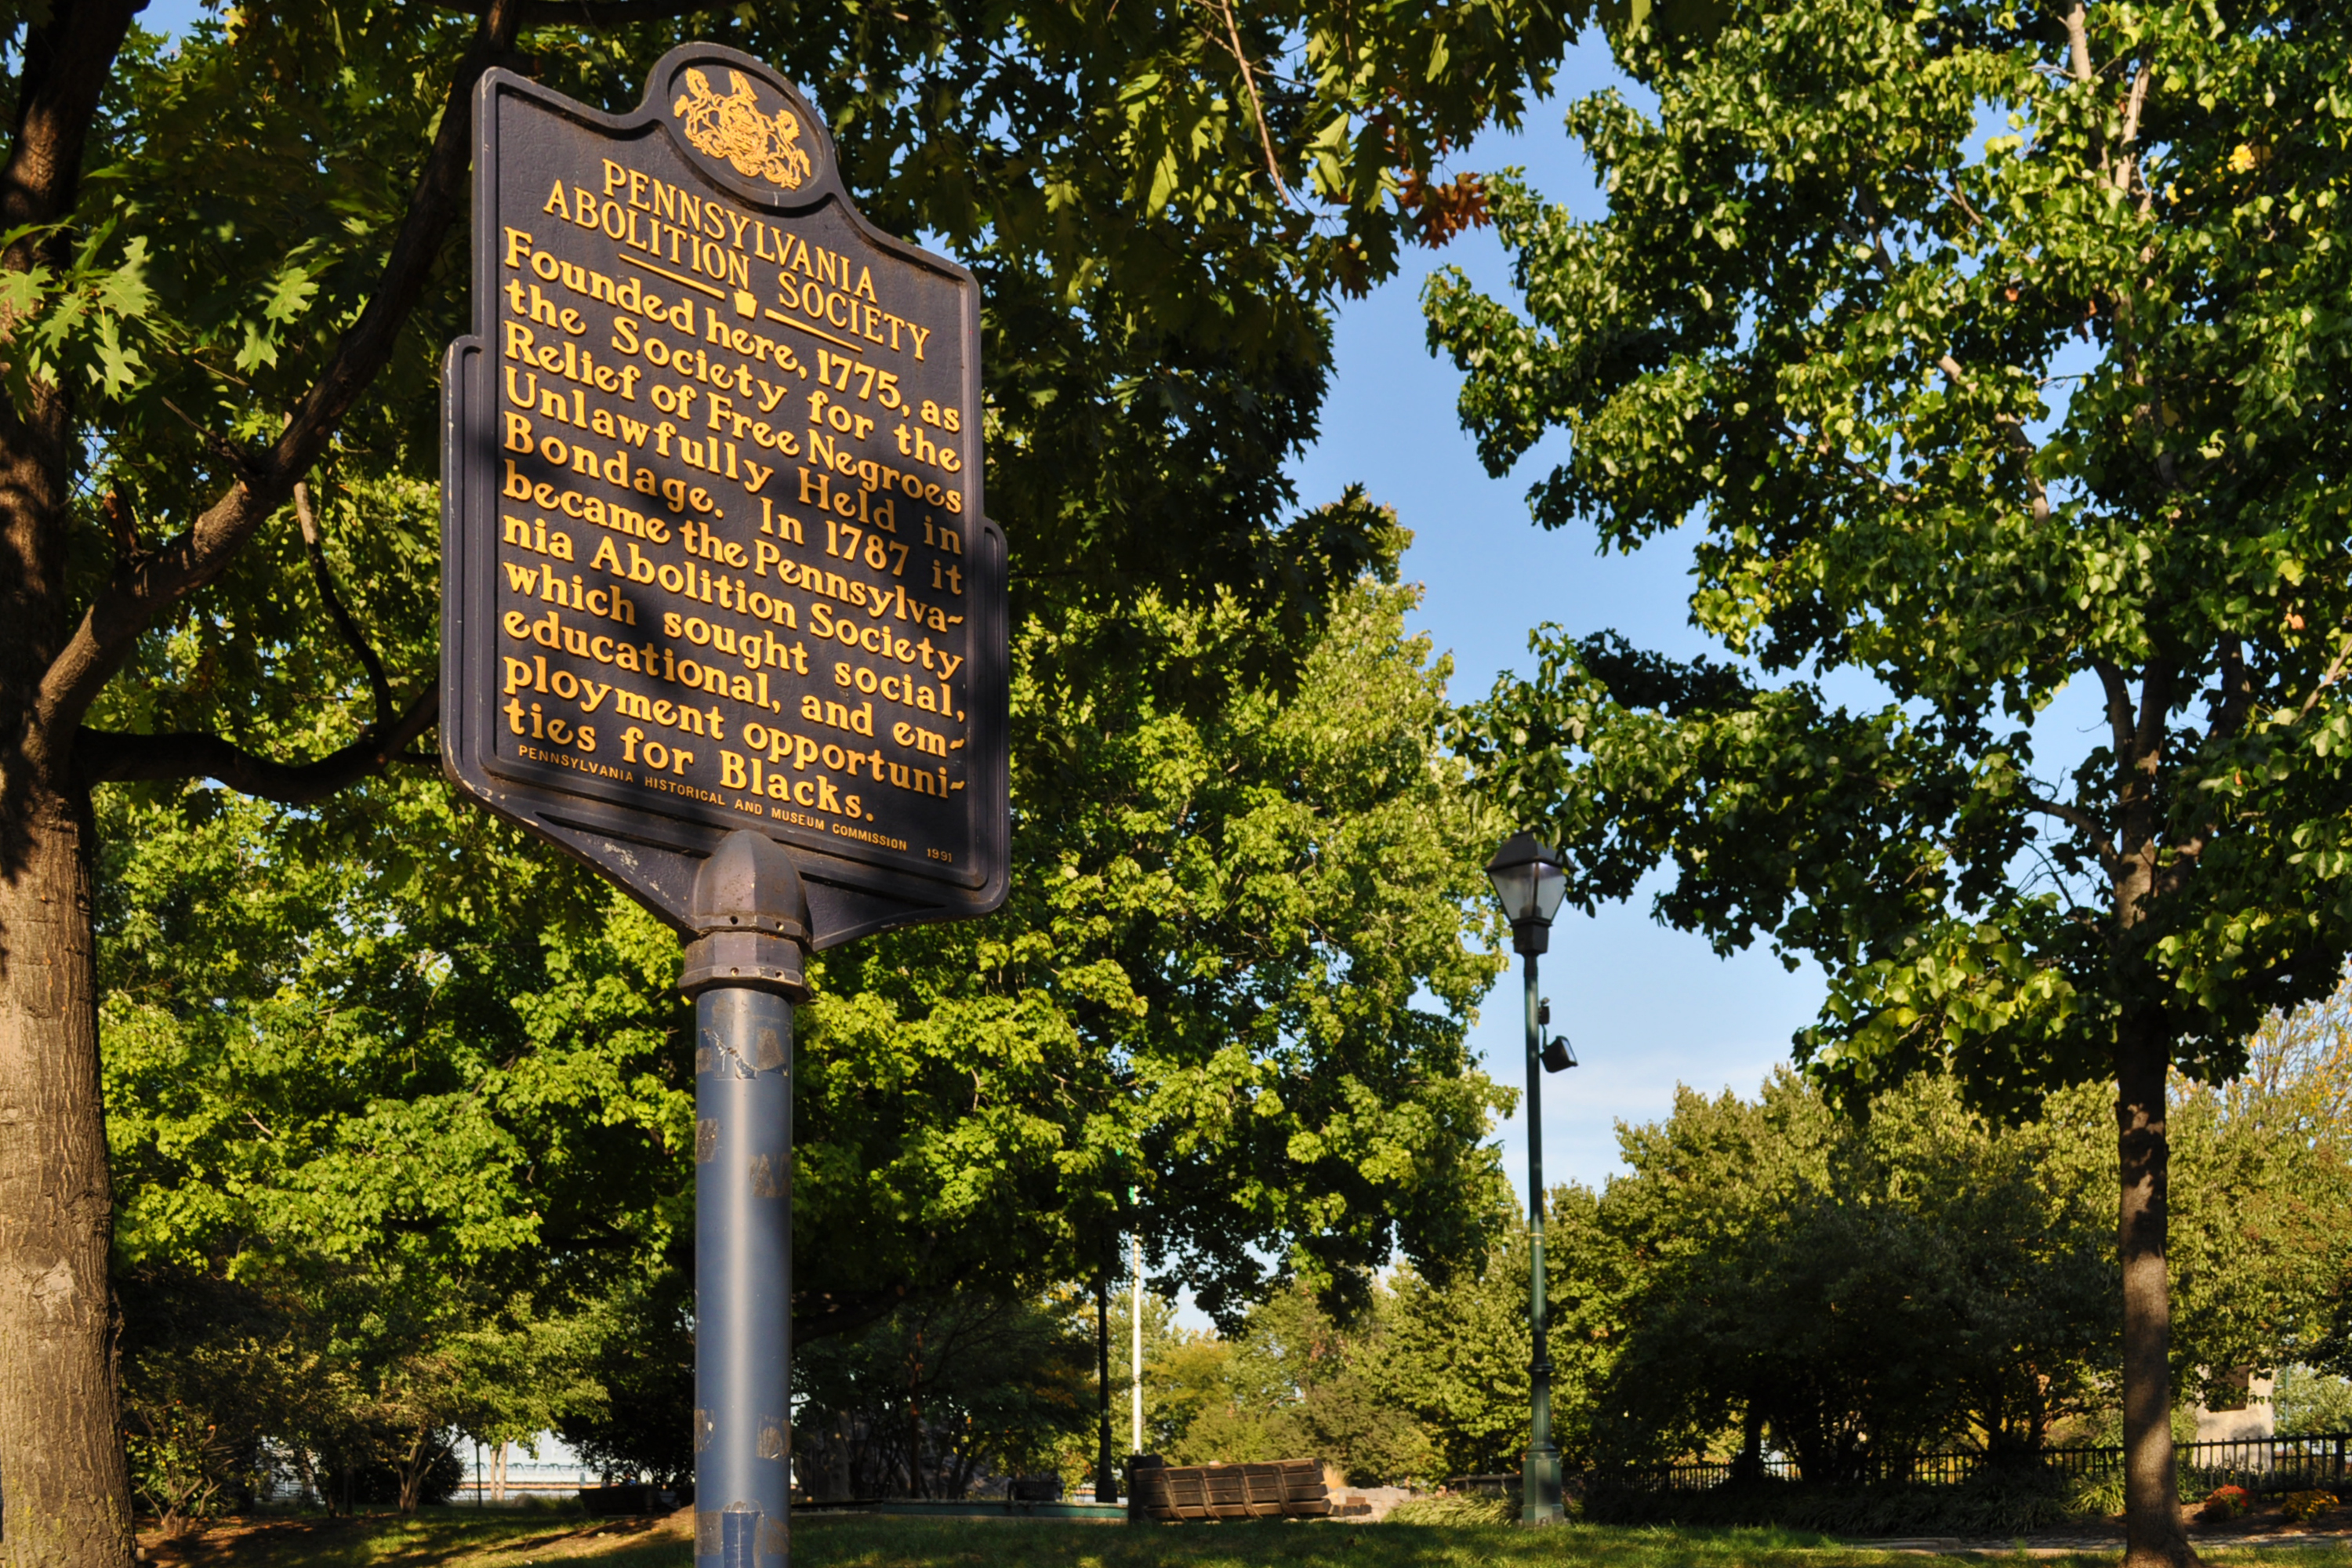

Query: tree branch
[2297,630,2352,721]
[2118,60,2151,161]
[1774,418,1915,503]
[2022,791,2117,871]
[293,480,396,728]
[1200,0,1294,208]
[2209,636,2252,743]
[2133,661,2173,770]
[2062,1,2095,86]
[2092,658,2136,760]
[102,488,141,561]
[1935,354,2050,522]
[36,0,526,750]
[77,681,439,805]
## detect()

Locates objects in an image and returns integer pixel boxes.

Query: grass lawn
[143,1506,2352,1568]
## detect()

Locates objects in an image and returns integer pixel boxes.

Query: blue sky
[1286,39,1822,1195]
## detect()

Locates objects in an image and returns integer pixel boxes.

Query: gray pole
[1521,945,1563,1525]
[681,831,811,1568]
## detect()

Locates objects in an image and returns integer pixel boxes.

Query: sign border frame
[442,44,1009,946]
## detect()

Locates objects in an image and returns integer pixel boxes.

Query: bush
[1386,1494,1515,1526]
[2281,1490,2337,1523]
[2201,1485,2252,1521]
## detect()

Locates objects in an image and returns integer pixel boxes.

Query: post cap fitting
[679,830,811,999]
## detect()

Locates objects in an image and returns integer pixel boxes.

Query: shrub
[2201,1485,2252,1520]
[1387,1494,1515,1526]
[2281,1490,2337,1523]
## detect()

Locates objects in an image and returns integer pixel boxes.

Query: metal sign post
[441,45,1006,1568]
[682,831,804,1568]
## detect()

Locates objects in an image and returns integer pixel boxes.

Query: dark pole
[1519,940,1563,1524]
[1095,1273,1116,1501]
[682,832,811,1568]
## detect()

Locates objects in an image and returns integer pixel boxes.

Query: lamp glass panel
[1532,859,1568,923]
[1488,861,1538,924]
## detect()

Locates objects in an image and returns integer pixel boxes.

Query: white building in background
[2193,1370,2276,1443]
[459,1435,603,1502]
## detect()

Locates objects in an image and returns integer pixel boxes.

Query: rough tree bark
[2117,1028,2187,1568]
[2,8,165,1565]
[0,5,521,1565]
[2106,652,2194,1568]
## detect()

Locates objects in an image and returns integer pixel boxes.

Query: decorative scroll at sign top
[441,46,1008,945]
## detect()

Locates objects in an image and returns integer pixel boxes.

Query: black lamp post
[1486,830,1572,1526]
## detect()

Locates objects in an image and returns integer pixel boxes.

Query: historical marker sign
[443,45,1007,942]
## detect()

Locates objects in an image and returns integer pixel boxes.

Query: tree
[2168,978,2352,1405]
[96,565,1512,1506]
[0,2,1583,1561]
[1376,1204,1547,1480]
[1434,0,2352,1559]
[1579,1073,2117,1483]
[1138,1279,1435,1483]
[810,571,1512,1327]
[793,1289,1093,1501]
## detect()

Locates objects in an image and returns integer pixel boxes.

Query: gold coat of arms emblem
[672,68,815,189]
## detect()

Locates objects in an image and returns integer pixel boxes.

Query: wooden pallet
[1130,1457,1330,1522]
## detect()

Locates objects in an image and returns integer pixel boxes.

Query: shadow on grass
[148,1506,670,1568]
[792,1517,1963,1568]
[147,1507,2352,1568]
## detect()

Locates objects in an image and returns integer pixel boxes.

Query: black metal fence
[1622,1431,2352,1496]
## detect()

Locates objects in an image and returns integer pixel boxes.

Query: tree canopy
[100,566,1513,1510]
[1431,0,2352,1559]
[0,0,1592,1558]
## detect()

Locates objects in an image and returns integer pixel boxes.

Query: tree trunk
[0,778,132,1568]
[1094,1275,1112,1500]
[396,1432,442,1514]
[2118,1027,2193,1568]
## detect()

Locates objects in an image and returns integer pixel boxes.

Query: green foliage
[1122,1279,1432,1484]
[795,1292,1094,1498]
[1427,6,2352,1534]
[99,573,1507,1489]
[799,573,1514,1319]
[1432,0,2352,1115]
[100,748,659,1508]
[1375,1212,1541,1479]
[2275,1367,2352,1436]
[556,1269,697,1488]
[2170,982,2352,1393]
[60,0,1593,700]
[1580,1073,2118,1475]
